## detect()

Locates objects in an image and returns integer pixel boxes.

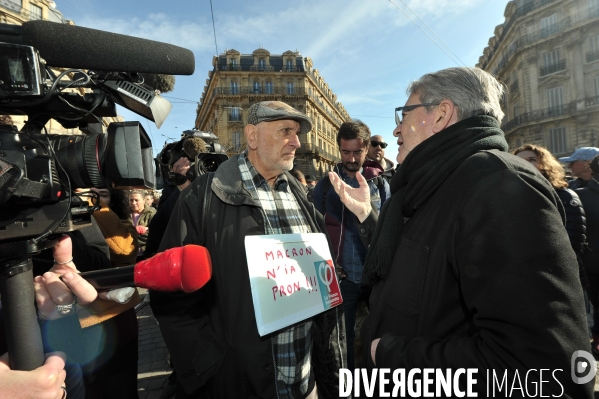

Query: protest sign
[245,233,342,336]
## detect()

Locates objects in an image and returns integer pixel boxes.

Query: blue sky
[54,0,508,161]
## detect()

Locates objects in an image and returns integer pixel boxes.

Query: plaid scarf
[239,152,314,398]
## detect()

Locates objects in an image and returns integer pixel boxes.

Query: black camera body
[0,28,166,244]
[156,130,228,189]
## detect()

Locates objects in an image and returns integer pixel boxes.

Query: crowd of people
[2,66,599,398]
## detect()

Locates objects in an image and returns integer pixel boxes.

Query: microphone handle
[78,266,135,291]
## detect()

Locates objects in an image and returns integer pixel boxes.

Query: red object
[133,246,212,293]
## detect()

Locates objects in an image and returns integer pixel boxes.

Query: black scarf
[362,115,509,285]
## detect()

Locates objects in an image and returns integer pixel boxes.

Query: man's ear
[245,124,258,150]
[431,100,458,133]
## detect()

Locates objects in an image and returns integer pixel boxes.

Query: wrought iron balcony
[540,59,566,77]
[482,2,598,71]
[213,86,307,96]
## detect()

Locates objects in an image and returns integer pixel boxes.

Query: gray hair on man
[407,67,505,123]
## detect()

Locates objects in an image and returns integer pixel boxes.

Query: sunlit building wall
[477,0,599,156]
[195,48,351,181]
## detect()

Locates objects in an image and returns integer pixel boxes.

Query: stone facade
[195,48,351,181]
[477,0,599,156]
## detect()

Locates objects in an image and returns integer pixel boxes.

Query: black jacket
[151,154,347,399]
[556,188,586,255]
[578,178,599,274]
[363,150,593,398]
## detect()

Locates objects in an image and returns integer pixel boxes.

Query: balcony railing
[213,86,307,96]
[540,59,566,77]
[216,64,306,73]
[587,50,599,63]
[502,104,569,132]
[249,65,274,72]
[483,3,599,71]
[501,95,599,133]
[480,0,560,69]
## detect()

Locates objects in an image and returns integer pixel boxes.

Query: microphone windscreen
[182,137,207,159]
[21,20,195,75]
[180,245,212,293]
[134,245,211,293]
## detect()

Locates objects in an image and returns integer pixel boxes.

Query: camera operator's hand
[0,351,67,399]
[171,157,191,190]
[34,236,98,320]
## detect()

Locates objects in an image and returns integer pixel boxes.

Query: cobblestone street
[136,292,172,399]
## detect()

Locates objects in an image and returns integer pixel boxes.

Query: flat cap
[247,101,312,134]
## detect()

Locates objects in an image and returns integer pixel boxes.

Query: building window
[549,127,567,154]
[594,77,599,96]
[589,36,599,63]
[287,82,294,95]
[29,4,42,20]
[232,131,241,150]
[540,14,558,38]
[265,81,273,94]
[286,60,293,71]
[253,81,261,94]
[229,107,241,122]
[230,81,239,95]
[546,86,564,115]
[541,49,565,76]
[258,59,265,71]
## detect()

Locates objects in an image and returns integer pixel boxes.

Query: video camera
[0,20,194,243]
[0,20,195,372]
[155,129,228,188]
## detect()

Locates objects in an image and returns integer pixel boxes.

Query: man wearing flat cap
[151,101,353,398]
[559,147,599,189]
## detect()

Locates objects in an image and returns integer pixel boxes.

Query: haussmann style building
[477,0,599,157]
[194,48,351,181]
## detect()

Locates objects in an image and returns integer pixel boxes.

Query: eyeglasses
[370,140,388,149]
[395,103,440,126]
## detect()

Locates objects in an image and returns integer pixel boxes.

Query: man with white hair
[332,67,593,397]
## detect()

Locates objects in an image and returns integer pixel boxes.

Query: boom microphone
[0,21,195,75]
[79,245,211,293]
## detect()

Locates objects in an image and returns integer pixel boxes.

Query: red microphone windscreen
[134,245,212,293]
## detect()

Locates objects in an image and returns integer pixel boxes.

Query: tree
[141,74,176,93]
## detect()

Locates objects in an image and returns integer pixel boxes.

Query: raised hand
[328,171,372,222]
